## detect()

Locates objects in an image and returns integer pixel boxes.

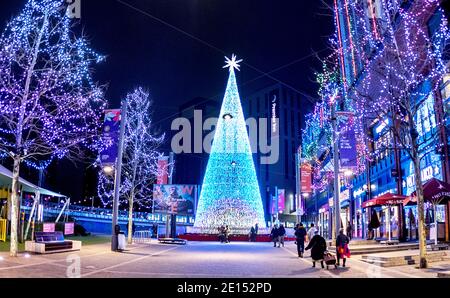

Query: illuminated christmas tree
[193,55,266,233]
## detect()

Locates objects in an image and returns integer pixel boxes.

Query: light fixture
[370,184,377,191]
[223,113,233,120]
[344,169,353,177]
[103,165,114,175]
[231,160,236,167]
[302,192,310,198]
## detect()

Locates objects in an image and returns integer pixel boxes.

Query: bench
[158,237,187,245]
[25,231,82,254]
[430,244,449,251]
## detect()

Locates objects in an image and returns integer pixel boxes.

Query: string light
[193,55,266,233]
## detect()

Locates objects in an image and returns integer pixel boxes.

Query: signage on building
[99,109,122,165]
[153,184,197,215]
[64,222,75,235]
[300,162,312,193]
[43,223,55,233]
[156,156,169,185]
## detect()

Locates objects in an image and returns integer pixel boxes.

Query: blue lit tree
[0,0,106,256]
[193,55,266,233]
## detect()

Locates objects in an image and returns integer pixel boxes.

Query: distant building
[173,84,314,225]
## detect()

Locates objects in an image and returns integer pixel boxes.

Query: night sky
[0,0,334,199]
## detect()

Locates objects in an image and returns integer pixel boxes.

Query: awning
[0,164,65,198]
[362,193,407,208]
[405,178,450,205]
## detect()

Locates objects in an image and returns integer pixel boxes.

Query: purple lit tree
[97,88,166,244]
[347,0,449,268]
[0,0,106,256]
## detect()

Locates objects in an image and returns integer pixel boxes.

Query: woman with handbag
[336,229,351,267]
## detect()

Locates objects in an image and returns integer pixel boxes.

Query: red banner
[301,163,312,193]
[157,156,169,185]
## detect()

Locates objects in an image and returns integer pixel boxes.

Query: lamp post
[111,100,127,252]
[331,97,341,243]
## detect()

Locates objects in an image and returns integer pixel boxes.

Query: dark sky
[0,0,333,133]
[0,0,334,199]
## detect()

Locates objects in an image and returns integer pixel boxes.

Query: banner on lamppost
[300,162,312,193]
[271,189,285,214]
[156,156,169,185]
[337,112,357,168]
[99,109,122,164]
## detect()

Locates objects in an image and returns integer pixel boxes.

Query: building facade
[302,0,450,241]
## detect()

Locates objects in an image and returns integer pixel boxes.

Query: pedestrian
[307,223,317,243]
[336,229,351,267]
[218,225,225,243]
[305,230,327,268]
[255,223,259,235]
[346,222,353,240]
[278,224,286,247]
[270,224,279,247]
[249,226,256,242]
[295,223,307,257]
[224,225,230,243]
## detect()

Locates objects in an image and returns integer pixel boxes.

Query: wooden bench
[25,231,81,254]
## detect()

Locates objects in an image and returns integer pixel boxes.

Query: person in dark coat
[270,225,279,247]
[305,230,327,268]
[294,223,307,257]
[336,229,351,267]
[249,226,256,242]
[346,222,353,240]
[278,224,286,247]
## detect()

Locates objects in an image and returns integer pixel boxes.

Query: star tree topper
[223,54,243,72]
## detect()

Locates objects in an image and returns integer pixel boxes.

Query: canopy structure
[404,178,450,206]
[0,164,65,198]
[362,193,407,208]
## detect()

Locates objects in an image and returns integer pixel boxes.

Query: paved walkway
[0,241,448,278]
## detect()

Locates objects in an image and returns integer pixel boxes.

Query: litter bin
[112,224,126,251]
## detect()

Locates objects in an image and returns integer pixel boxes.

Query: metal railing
[133,230,152,243]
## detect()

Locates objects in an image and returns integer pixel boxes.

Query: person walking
[336,229,351,267]
[346,222,353,240]
[307,223,317,243]
[295,223,307,257]
[278,224,286,247]
[305,230,327,268]
[270,224,279,247]
[224,225,230,243]
[249,226,256,242]
[255,223,259,235]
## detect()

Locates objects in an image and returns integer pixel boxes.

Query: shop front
[404,177,450,242]
[362,193,407,241]
[318,203,330,239]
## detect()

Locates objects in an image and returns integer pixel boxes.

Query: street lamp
[103,165,114,175]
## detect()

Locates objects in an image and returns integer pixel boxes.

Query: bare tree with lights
[98,87,166,244]
[349,0,449,268]
[0,0,106,256]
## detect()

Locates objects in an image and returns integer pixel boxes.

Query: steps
[329,243,421,255]
[361,251,447,267]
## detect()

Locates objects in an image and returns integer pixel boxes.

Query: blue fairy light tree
[193,55,266,233]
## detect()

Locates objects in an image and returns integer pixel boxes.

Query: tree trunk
[411,145,428,268]
[127,193,134,244]
[10,155,21,257]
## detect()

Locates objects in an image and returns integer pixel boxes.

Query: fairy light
[97,87,165,212]
[193,55,266,233]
